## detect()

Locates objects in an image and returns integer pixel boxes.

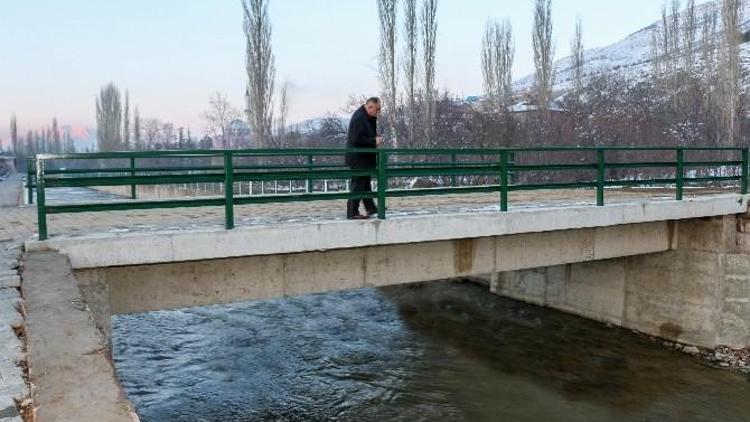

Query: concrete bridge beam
[72,221,671,343]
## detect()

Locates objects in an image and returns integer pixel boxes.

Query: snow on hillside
[514,0,750,93]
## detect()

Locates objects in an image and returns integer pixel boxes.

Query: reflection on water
[113,281,750,422]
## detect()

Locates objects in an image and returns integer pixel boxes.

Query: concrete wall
[28,195,750,349]
[22,252,138,421]
[491,215,750,349]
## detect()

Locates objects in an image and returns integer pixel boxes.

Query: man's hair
[365,97,381,105]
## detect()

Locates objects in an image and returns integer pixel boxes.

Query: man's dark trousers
[347,175,377,218]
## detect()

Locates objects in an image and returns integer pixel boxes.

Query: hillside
[514,0,750,93]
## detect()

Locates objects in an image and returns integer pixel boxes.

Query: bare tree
[670,0,681,61]
[650,27,662,76]
[532,0,555,114]
[682,0,696,73]
[659,4,672,75]
[10,115,18,156]
[133,107,143,151]
[161,122,176,149]
[52,118,60,153]
[701,4,719,70]
[571,17,584,94]
[63,130,73,153]
[378,0,399,147]
[421,0,438,144]
[275,80,289,139]
[123,91,130,150]
[482,19,514,110]
[481,20,496,105]
[242,0,275,148]
[202,92,241,149]
[668,0,682,110]
[720,0,743,145]
[403,0,419,147]
[142,118,161,149]
[494,19,515,108]
[95,82,123,151]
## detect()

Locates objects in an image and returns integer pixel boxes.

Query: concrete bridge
[23,193,750,351]
[8,146,750,420]
[4,188,750,421]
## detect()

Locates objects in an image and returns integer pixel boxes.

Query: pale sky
[0,0,714,141]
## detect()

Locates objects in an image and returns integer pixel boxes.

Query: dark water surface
[113,281,750,422]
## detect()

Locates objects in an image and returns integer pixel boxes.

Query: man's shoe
[366,209,378,216]
[348,214,369,220]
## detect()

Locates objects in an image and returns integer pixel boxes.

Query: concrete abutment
[490,215,750,349]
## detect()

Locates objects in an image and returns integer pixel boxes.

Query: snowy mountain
[514,0,750,93]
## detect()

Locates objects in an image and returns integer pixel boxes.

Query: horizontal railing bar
[45,174,226,188]
[48,192,380,213]
[234,191,375,205]
[29,146,747,161]
[39,159,744,175]
[683,176,741,182]
[43,163,353,174]
[46,197,227,213]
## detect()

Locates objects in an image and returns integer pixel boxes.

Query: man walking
[346,97,384,219]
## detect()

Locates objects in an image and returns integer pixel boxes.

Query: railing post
[596,148,605,206]
[27,158,34,204]
[377,151,387,219]
[451,153,457,187]
[37,158,47,240]
[500,150,509,212]
[676,148,684,201]
[306,154,313,193]
[742,149,749,195]
[129,157,137,199]
[224,151,235,229]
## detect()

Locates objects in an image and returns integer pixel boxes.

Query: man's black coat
[345,105,378,169]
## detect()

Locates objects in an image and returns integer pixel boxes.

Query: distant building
[226,119,252,149]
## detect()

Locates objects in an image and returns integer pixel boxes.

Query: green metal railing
[28,147,749,240]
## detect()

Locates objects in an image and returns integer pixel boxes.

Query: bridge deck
[0,181,736,242]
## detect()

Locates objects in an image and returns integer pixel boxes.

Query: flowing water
[113,281,750,422]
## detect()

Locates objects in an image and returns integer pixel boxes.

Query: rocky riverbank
[0,174,30,422]
[0,241,28,422]
[662,339,750,373]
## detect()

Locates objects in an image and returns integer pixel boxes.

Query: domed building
[226,119,252,149]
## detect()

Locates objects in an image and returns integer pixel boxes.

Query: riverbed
[113,281,750,422]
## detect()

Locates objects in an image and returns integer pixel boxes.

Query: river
[113,280,750,422]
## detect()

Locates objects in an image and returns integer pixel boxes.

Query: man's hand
[375,136,384,146]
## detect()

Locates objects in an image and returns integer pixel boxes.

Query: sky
[0,0,715,142]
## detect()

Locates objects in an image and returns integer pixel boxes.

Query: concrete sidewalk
[0,185,733,242]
